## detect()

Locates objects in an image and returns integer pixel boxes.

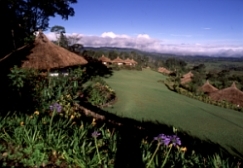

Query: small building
[180,71,194,85]
[130,59,138,65]
[209,82,243,106]
[112,57,125,66]
[4,30,88,76]
[124,58,133,66]
[200,80,218,94]
[158,67,172,75]
[98,55,112,65]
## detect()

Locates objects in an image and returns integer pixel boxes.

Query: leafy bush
[85,77,116,107]
[8,66,85,115]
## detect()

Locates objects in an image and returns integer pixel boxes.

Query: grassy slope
[104,69,243,156]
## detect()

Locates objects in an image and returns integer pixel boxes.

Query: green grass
[104,69,243,156]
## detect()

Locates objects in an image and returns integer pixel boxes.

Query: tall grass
[0,112,241,167]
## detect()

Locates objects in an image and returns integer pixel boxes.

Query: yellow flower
[20,122,24,126]
[30,115,33,119]
[34,111,39,115]
[180,147,187,152]
[91,118,96,126]
[142,139,148,144]
[70,115,75,120]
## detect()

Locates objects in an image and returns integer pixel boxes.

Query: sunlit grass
[104,69,243,156]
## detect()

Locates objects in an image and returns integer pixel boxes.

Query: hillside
[104,69,243,157]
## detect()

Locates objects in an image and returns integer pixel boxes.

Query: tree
[165,58,187,71]
[51,25,67,47]
[108,50,118,60]
[66,34,83,53]
[1,0,77,58]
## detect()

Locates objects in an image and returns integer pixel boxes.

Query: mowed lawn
[104,69,243,156]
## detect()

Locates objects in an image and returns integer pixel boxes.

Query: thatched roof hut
[123,58,132,65]
[130,59,138,64]
[182,71,193,78]
[98,55,111,64]
[200,80,218,94]
[112,57,124,65]
[21,31,87,70]
[209,82,243,106]
[158,67,171,74]
[181,71,194,84]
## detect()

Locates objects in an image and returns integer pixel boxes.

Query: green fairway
[104,69,243,156]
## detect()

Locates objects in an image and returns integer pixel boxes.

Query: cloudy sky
[46,0,243,56]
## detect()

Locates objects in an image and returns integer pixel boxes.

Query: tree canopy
[1,0,77,58]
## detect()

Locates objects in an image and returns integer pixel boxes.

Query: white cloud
[203,28,211,30]
[137,34,150,39]
[45,31,243,57]
[101,32,130,38]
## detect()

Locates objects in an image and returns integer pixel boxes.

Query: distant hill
[82,47,243,61]
[82,47,177,58]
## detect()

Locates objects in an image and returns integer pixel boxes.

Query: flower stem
[94,137,101,164]
[49,110,55,135]
[161,145,172,168]
[146,142,161,168]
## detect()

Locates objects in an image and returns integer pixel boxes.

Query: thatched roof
[130,59,137,64]
[209,82,243,106]
[124,58,132,63]
[98,55,111,62]
[200,80,218,93]
[112,57,124,63]
[181,71,194,84]
[182,71,194,78]
[158,67,172,74]
[21,31,87,70]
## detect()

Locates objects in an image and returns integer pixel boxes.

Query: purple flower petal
[50,102,62,113]
[92,131,101,138]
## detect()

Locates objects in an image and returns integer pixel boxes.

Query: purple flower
[154,134,181,146]
[154,134,170,145]
[92,131,101,138]
[50,103,62,113]
[170,135,181,146]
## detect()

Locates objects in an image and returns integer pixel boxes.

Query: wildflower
[91,118,96,126]
[20,121,24,126]
[170,135,181,146]
[70,115,75,120]
[50,103,62,113]
[154,134,170,145]
[92,131,101,138]
[30,115,33,119]
[180,147,187,152]
[34,111,39,115]
[154,134,181,147]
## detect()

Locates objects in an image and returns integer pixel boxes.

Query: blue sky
[47,0,243,56]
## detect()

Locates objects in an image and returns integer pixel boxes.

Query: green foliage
[8,67,84,115]
[8,66,28,90]
[1,0,77,58]
[164,58,187,71]
[24,35,36,45]
[85,77,116,107]
[0,112,240,167]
